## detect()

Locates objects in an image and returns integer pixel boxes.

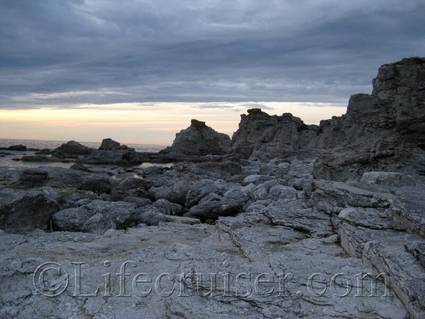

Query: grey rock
[309,179,394,215]
[21,155,60,163]
[70,162,92,172]
[43,167,88,189]
[7,144,27,151]
[149,178,193,205]
[360,171,416,187]
[338,224,425,319]
[185,179,223,208]
[99,138,128,151]
[230,58,425,180]
[153,199,183,216]
[186,189,248,220]
[79,149,141,166]
[0,188,60,232]
[52,200,137,234]
[18,169,48,187]
[52,140,92,158]
[242,174,273,185]
[405,242,425,269]
[0,193,410,319]
[232,109,317,160]
[78,176,112,194]
[132,205,199,226]
[338,207,398,230]
[111,176,150,201]
[161,119,231,156]
[1,57,425,319]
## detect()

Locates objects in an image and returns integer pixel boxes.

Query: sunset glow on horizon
[0,102,346,145]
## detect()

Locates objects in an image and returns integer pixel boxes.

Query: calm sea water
[0,138,165,152]
[0,138,170,169]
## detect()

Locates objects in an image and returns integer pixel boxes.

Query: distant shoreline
[0,138,166,153]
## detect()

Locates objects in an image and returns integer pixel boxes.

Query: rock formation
[0,57,424,319]
[161,119,232,156]
[231,57,425,180]
[231,109,317,159]
[52,140,93,158]
[99,138,129,151]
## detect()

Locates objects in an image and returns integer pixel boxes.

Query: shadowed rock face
[99,138,121,150]
[231,57,425,179]
[99,138,129,151]
[231,109,318,159]
[162,119,232,156]
[52,140,93,158]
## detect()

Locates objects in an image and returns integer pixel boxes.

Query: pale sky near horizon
[0,0,423,144]
[0,102,346,145]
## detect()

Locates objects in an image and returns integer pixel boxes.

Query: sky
[0,0,424,145]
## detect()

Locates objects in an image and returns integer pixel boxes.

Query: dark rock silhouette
[161,119,231,156]
[231,57,425,179]
[52,140,93,158]
[99,138,129,151]
[7,145,27,151]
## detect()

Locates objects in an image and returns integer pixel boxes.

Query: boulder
[153,199,183,216]
[7,145,27,151]
[185,179,224,208]
[129,205,199,226]
[185,189,248,220]
[52,141,92,158]
[18,169,48,187]
[308,179,394,215]
[78,176,112,194]
[243,175,273,185]
[70,162,92,172]
[0,189,60,232]
[79,149,141,166]
[99,138,129,151]
[111,176,150,201]
[21,155,60,163]
[52,200,137,234]
[149,178,193,205]
[360,171,416,187]
[161,119,231,156]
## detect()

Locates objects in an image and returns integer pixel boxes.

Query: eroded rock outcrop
[52,140,93,158]
[161,119,231,156]
[99,138,129,151]
[0,188,60,232]
[232,109,318,159]
[232,57,425,180]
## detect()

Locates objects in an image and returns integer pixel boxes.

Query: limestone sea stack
[161,119,232,156]
[80,138,139,166]
[99,138,130,151]
[231,57,425,180]
[52,140,93,158]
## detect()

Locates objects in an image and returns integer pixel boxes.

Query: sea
[0,138,167,169]
[0,138,165,153]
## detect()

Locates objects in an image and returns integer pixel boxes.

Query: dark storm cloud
[0,0,424,108]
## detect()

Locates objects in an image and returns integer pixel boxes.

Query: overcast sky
[1,0,424,109]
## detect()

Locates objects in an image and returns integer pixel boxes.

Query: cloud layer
[1,0,424,108]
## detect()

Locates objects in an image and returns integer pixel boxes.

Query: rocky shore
[0,57,424,318]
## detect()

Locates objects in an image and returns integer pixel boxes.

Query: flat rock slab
[0,218,408,319]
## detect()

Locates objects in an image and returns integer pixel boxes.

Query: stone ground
[0,157,424,318]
